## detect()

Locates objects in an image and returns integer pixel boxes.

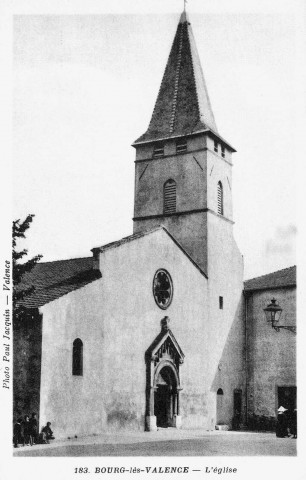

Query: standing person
[13,418,23,448]
[29,413,38,445]
[291,409,297,438]
[275,406,288,438]
[232,409,241,430]
[23,415,32,446]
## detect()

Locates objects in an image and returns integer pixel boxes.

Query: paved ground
[13,429,297,457]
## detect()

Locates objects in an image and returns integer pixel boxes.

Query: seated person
[40,422,55,444]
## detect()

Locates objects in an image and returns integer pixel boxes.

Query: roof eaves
[132,129,210,147]
[206,129,236,153]
[132,128,236,152]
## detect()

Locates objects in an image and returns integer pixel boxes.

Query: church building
[14,11,296,438]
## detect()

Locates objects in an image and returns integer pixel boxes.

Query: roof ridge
[186,26,203,130]
[92,226,164,252]
[160,226,208,278]
[147,22,178,134]
[92,225,207,278]
[244,265,296,283]
[169,22,184,133]
[29,256,92,267]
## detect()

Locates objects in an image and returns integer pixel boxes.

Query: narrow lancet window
[164,179,176,214]
[217,181,224,215]
[219,296,223,309]
[72,338,83,376]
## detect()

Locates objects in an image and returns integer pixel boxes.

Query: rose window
[153,269,173,309]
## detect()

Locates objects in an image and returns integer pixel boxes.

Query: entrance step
[215,425,229,431]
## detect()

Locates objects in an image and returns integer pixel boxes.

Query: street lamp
[263,298,296,333]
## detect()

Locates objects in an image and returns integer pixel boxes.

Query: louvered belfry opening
[176,138,187,154]
[153,143,164,158]
[164,179,177,214]
[217,181,223,215]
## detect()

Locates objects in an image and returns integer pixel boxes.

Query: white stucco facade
[39,228,214,437]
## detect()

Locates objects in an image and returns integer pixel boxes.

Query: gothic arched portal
[145,317,184,431]
[154,364,178,428]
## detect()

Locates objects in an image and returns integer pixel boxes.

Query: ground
[13,429,297,457]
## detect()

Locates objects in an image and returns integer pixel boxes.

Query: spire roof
[134,11,222,146]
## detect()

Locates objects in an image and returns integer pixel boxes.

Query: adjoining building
[14,11,296,438]
[244,266,296,430]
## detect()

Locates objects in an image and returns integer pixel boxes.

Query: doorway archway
[145,317,184,431]
[154,365,178,428]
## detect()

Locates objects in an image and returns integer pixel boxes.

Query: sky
[12,2,299,280]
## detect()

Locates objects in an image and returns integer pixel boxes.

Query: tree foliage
[13,214,42,320]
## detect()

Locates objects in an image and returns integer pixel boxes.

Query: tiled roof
[16,257,101,309]
[134,12,221,146]
[244,266,296,292]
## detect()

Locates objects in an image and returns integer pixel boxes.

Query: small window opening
[219,296,223,309]
[176,138,187,154]
[221,145,225,158]
[164,179,176,214]
[214,140,218,153]
[217,388,224,395]
[153,143,164,158]
[72,338,83,376]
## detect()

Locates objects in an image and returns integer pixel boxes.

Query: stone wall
[133,135,209,273]
[206,210,245,428]
[246,287,296,421]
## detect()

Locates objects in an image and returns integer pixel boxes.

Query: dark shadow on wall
[13,309,43,425]
[210,296,245,430]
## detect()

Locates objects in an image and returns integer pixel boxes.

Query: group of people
[13,413,55,448]
[276,406,297,438]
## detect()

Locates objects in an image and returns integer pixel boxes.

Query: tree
[13,214,42,321]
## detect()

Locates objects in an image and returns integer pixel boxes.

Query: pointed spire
[134,12,218,145]
[180,10,188,23]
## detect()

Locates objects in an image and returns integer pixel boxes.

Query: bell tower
[132,11,238,275]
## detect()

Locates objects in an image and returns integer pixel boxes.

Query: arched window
[72,338,83,376]
[216,388,224,424]
[217,181,223,215]
[164,179,176,214]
